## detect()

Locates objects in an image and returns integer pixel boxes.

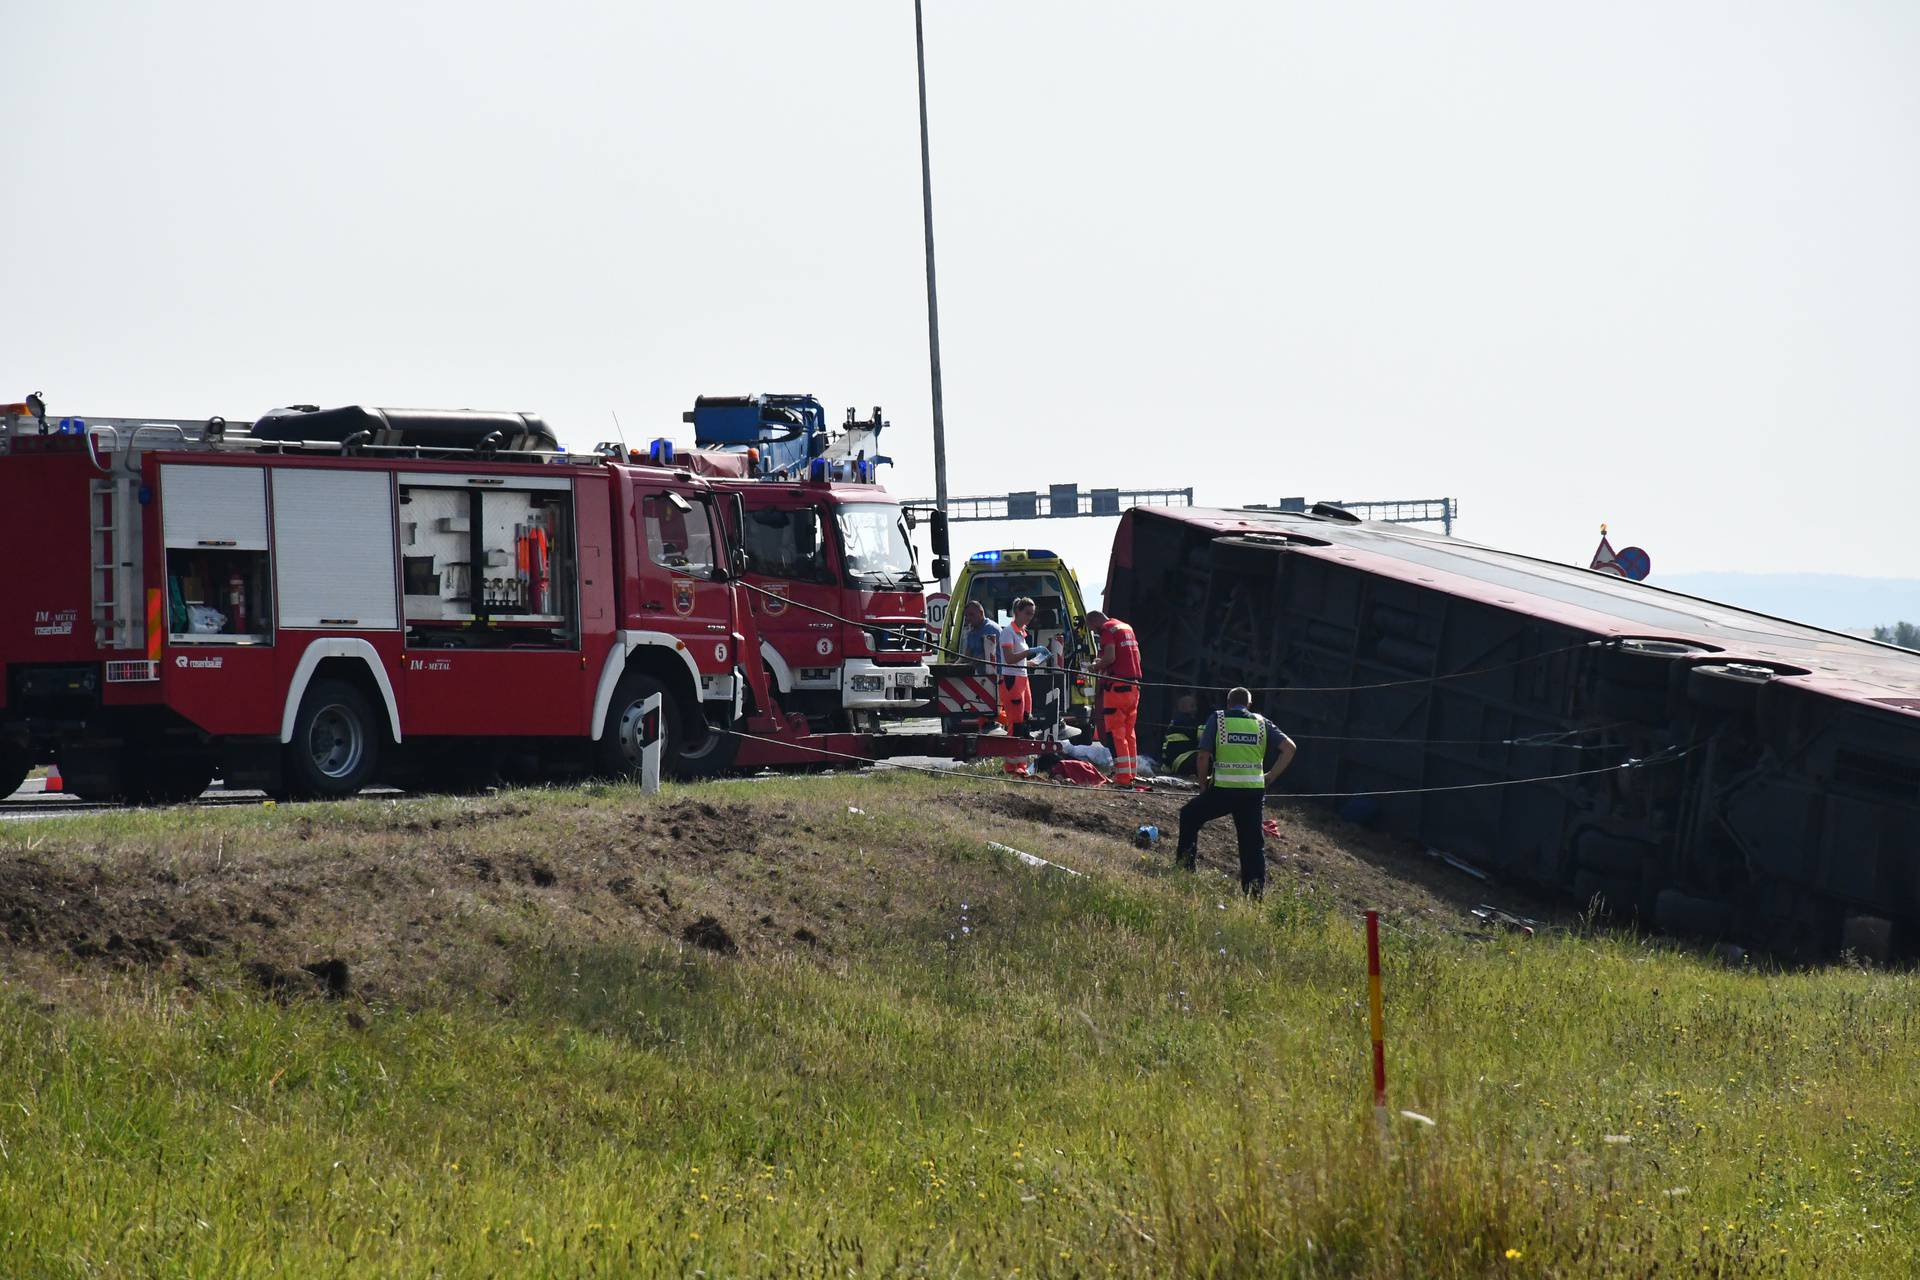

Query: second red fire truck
[667,394,944,731]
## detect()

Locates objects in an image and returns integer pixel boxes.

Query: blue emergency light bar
[968,549,1061,563]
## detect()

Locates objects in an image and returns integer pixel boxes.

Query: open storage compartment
[398,474,578,649]
[160,463,273,643]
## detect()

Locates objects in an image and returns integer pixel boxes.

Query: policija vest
[1212,712,1267,789]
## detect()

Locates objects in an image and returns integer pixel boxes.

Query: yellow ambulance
[937,548,1096,728]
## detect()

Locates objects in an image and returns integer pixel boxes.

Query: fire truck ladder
[89,475,144,650]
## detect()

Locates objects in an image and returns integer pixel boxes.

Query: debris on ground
[985,840,1083,878]
[1471,904,1540,937]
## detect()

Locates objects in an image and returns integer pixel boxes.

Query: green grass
[2,773,1918,1276]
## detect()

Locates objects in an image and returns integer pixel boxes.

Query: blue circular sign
[1615,546,1651,582]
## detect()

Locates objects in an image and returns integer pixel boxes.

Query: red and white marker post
[1366,909,1387,1128]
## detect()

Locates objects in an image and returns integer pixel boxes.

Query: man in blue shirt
[1176,687,1297,897]
[960,600,1001,667]
[959,601,1004,730]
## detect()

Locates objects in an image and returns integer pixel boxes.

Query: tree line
[1873,621,1920,649]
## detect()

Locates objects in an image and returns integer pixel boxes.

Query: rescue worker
[1085,610,1142,785]
[1158,693,1203,778]
[1175,687,1297,897]
[998,597,1048,735]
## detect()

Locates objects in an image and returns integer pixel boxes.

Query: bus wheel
[285,680,380,798]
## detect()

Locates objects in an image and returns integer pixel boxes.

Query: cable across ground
[720,727,1694,804]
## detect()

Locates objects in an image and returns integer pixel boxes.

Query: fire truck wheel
[597,674,740,781]
[286,680,381,798]
[595,673,674,780]
[0,744,30,800]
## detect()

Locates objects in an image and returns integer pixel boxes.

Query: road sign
[1615,547,1651,582]
[926,592,951,629]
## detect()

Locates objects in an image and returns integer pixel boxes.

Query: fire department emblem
[763,587,789,617]
[672,582,696,617]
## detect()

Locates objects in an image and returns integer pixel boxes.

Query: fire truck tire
[595,673,673,780]
[285,680,381,798]
[0,744,29,800]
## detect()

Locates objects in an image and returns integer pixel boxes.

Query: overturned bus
[1104,504,1920,959]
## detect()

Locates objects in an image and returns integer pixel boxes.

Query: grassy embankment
[1,772,1917,1277]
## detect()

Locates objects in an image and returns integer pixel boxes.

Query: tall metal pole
[913,0,951,590]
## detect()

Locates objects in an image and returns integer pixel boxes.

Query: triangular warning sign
[1590,533,1625,577]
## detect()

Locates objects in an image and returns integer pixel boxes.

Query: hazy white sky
[5,0,1917,587]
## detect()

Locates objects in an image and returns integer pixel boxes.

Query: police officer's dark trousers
[1176,786,1267,896]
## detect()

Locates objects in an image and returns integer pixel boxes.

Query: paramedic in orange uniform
[1086,610,1142,785]
[998,597,1047,734]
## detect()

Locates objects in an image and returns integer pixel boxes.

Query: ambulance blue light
[970,550,1002,563]
[1026,549,1058,559]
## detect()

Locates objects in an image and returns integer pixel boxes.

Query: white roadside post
[640,693,664,795]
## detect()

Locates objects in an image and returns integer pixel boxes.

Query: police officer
[1175,687,1297,896]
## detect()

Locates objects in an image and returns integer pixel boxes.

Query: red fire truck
[665,397,944,731]
[0,399,1018,803]
[660,455,943,732]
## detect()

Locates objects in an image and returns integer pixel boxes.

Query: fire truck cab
[721,476,937,732]
[666,395,946,732]
[0,402,749,800]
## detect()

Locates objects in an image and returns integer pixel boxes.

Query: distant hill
[1653,573,1920,633]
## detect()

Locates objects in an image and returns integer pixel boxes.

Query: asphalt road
[0,777,402,822]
